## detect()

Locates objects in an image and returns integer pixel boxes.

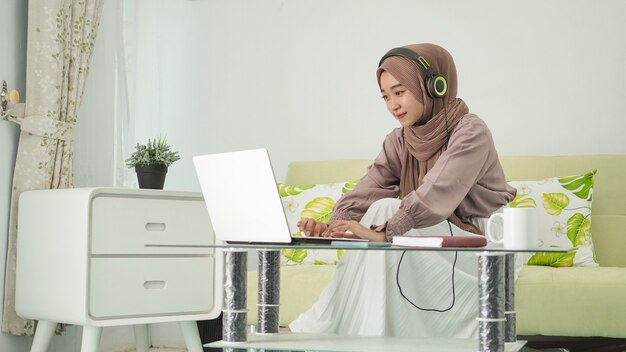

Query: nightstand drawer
[91,195,214,255]
[89,257,215,319]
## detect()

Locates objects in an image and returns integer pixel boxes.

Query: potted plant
[125,136,180,189]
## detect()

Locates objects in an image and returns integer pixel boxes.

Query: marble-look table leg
[222,249,248,343]
[477,252,506,352]
[257,249,281,334]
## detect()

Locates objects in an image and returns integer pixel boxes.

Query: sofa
[246,155,626,347]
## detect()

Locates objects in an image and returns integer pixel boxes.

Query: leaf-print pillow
[277,181,357,266]
[508,170,597,267]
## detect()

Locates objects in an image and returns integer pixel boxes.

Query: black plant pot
[135,164,168,189]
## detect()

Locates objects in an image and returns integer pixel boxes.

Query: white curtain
[113,0,172,189]
[2,0,104,336]
[113,0,137,189]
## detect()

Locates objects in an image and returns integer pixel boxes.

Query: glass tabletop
[146,242,574,253]
[203,333,528,352]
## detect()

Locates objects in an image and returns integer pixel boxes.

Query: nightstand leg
[477,252,506,352]
[133,324,150,352]
[504,253,517,343]
[30,320,56,352]
[80,325,102,352]
[222,249,247,343]
[257,249,280,334]
[179,320,203,352]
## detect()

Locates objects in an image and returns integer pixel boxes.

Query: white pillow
[277,181,357,265]
[508,170,597,267]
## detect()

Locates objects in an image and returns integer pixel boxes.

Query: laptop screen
[193,148,293,244]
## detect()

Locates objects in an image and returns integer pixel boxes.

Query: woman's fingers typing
[329,220,350,233]
[298,218,328,237]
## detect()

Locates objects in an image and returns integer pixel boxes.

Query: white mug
[486,208,538,250]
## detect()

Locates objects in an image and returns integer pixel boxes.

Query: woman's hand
[325,220,387,242]
[297,218,328,237]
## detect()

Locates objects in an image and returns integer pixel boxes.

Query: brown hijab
[377,43,480,234]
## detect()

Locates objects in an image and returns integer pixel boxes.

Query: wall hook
[1,80,8,115]
[1,80,21,118]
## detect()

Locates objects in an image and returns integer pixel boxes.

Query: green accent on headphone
[379,47,448,99]
[433,76,447,97]
[417,56,431,70]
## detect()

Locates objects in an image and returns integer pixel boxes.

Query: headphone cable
[443,97,451,148]
[396,220,458,313]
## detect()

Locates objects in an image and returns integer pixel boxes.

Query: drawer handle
[144,280,166,289]
[145,222,166,231]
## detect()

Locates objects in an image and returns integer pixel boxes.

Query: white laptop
[192,148,367,244]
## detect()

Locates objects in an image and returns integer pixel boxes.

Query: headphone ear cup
[425,75,448,99]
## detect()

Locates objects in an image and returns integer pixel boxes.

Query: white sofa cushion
[277,181,356,265]
[508,170,597,267]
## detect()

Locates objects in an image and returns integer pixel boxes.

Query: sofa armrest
[516,265,626,338]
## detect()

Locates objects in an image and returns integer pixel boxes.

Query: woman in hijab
[291,43,516,337]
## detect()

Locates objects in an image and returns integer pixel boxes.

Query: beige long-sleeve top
[331,114,516,240]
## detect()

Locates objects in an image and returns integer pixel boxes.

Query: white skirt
[289,198,500,338]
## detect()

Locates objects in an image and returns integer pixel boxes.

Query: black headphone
[378,47,448,99]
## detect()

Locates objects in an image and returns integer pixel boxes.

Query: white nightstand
[15,188,223,352]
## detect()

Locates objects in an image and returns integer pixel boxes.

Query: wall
[114,0,626,193]
[0,0,33,351]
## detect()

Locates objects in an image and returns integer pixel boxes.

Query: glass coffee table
[204,332,529,351]
[148,242,573,352]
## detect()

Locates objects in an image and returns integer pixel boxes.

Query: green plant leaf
[508,193,537,208]
[558,170,596,201]
[566,213,591,246]
[542,193,570,216]
[528,251,575,267]
[125,135,180,168]
[314,260,328,265]
[300,197,335,223]
[342,180,358,194]
[281,248,308,263]
[277,183,315,197]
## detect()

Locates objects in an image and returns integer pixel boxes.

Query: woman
[291,43,516,337]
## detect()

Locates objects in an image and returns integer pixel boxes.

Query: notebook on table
[391,235,487,248]
[192,148,367,245]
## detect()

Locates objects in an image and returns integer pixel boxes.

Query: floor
[127,349,185,352]
[521,335,626,352]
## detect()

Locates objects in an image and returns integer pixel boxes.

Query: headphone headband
[378,47,434,76]
[378,47,447,99]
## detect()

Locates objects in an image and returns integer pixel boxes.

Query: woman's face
[379,71,424,127]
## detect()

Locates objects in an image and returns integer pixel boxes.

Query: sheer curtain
[114,0,172,189]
